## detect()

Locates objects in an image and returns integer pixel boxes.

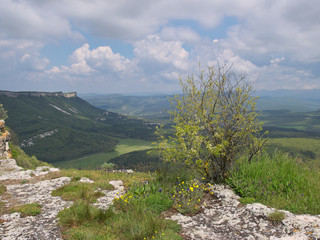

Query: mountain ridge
[0,90,77,98]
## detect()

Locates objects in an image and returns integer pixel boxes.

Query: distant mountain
[82,90,320,120]
[255,89,320,112]
[82,94,172,120]
[82,90,320,139]
[0,91,156,163]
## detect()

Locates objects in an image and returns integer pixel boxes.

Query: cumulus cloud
[133,34,190,72]
[48,43,132,75]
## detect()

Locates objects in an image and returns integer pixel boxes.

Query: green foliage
[100,162,116,170]
[11,202,41,217]
[110,149,162,172]
[157,65,267,182]
[10,144,50,169]
[52,182,104,202]
[171,179,205,214]
[0,103,7,120]
[228,151,320,214]
[58,200,113,227]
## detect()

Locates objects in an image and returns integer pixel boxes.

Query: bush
[156,64,267,182]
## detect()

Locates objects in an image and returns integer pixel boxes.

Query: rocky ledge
[169,185,320,240]
[0,159,319,240]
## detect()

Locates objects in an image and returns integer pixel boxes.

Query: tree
[0,103,7,120]
[156,64,267,182]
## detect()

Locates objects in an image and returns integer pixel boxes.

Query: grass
[268,210,286,223]
[10,202,42,217]
[52,182,105,203]
[228,151,320,215]
[267,138,320,169]
[53,138,155,169]
[55,168,184,240]
[10,144,51,169]
[0,185,6,195]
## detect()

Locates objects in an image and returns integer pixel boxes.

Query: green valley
[0,91,156,164]
[53,138,155,169]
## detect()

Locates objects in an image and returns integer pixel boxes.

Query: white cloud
[270,57,285,65]
[0,0,81,41]
[48,43,132,76]
[134,35,190,71]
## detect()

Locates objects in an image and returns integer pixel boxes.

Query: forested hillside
[0,93,156,163]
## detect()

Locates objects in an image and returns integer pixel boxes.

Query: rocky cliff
[0,120,11,159]
[0,91,76,98]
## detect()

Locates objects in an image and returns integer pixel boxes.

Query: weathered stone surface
[0,163,60,181]
[79,177,94,183]
[0,176,72,240]
[168,184,320,240]
[93,180,124,209]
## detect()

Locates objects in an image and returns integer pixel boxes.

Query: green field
[53,138,155,169]
[267,138,320,168]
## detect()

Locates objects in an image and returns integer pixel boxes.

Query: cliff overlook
[0,158,319,239]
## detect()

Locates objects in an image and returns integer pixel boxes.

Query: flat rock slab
[169,185,320,240]
[0,176,72,240]
[93,180,125,209]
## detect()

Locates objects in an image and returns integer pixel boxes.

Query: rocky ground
[0,159,319,240]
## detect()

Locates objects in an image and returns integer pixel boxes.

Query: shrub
[268,210,286,223]
[156,64,267,182]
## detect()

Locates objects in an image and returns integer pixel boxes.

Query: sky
[0,0,320,94]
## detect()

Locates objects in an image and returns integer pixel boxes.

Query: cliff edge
[0,91,77,98]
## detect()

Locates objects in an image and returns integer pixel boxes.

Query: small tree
[157,64,267,182]
[0,103,7,120]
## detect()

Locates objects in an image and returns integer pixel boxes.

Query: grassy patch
[0,201,5,215]
[228,151,320,214]
[11,202,41,217]
[267,138,320,163]
[268,210,286,223]
[57,168,183,240]
[52,182,104,203]
[0,185,6,195]
[58,200,113,227]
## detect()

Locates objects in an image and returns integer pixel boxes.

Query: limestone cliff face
[0,120,11,159]
[0,91,77,98]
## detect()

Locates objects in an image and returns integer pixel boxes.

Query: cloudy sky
[0,0,319,94]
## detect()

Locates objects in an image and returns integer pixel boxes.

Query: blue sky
[0,0,320,94]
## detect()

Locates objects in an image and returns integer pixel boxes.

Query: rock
[0,177,72,240]
[0,163,60,181]
[168,184,320,240]
[79,177,94,183]
[93,180,124,209]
